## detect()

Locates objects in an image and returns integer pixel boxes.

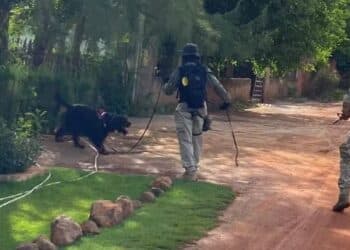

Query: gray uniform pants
[174,103,205,172]
[339,135,350,191]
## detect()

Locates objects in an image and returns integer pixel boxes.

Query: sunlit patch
[331,228,350,237]
[132,159,145,164]
[125,221,140,230]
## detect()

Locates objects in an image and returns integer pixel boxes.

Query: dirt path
[39,102,350,250]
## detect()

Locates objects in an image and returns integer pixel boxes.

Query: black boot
[333,189,350,213]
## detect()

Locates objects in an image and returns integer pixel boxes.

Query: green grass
[0,168,152,250]
[0,168,234,250]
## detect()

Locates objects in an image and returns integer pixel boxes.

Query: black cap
[182,43,200,57]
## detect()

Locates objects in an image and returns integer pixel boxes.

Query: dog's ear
[103,114,118,131]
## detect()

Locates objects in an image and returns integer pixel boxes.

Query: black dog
[54,94,131,154]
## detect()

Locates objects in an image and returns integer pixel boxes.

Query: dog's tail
[55,93,71,108]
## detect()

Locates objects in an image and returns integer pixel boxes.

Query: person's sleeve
[207,68,231,103]
[163,69,180,96]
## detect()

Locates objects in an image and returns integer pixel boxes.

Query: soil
[37,101,350,250]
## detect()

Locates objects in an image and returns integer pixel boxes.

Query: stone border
[16,176,173,249]
[0,166,48,183]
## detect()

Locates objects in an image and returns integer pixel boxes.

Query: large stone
[152,176,173,191]
[33,235,57,250]
[16,243,39,250]
[90,200,124,227]
[140,192,156,203]
[132,200,142,209]
[50,215,83,247]
[34,236,57,250]
[115,196,134,219]
[151,187,165,197]
[81,220,100,235]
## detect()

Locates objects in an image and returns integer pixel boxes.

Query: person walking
[333,90,350,212]
[163,43,231,180]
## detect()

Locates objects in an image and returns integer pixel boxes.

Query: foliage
[95,56,131,114]
[0,119,40,174]
[203,0,237,14]
[1,0,350,124]
[206,0,350,74]
[231,100,255,111]
[0,168,234,250]
[308,66,341,100]
[330,88,347,101]
[16,109,48,137]
[332,12,350,89]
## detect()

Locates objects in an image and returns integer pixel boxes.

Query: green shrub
[310,67,340,100]
[0,119,40,174]
[287,83,297,97]
[0,57,145,131]
[95,57,131,114]
[16,109,48,137]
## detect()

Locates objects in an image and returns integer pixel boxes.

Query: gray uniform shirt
[163,64,231,114]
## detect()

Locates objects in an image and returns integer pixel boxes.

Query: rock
[90,200,124,227]
[152,176,173,191]
[140,192,156,203]
[50,215,83,247]
[16,243,39,250]
[132,200,142,209]
[81,220,100,235]
[34,235,57,250]
[151,187,164,197]
[115,196,134,219]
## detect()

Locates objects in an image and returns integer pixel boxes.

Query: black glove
[219,102,231,110]
[202,116,212,132]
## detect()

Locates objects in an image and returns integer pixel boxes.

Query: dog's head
[105,115,131,135]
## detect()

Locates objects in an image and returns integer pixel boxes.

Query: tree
[0,0,26,65]
[204,0,350,74]
[203,0,237,15]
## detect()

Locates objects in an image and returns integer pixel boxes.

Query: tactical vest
[178,63,207,109]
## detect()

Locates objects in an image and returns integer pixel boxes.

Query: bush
[0,119,40,174]
[95,56,131,114]
[16,109,48,137]
[310,67,340,100]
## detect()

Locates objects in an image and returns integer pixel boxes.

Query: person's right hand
[219,102,231,110]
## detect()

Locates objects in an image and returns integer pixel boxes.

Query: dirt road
[39,102,350,250]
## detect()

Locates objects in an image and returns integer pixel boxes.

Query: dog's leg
[94,141,108,155]
[55,127,65,142]
[73,134,85,149]
[98,144,109,155]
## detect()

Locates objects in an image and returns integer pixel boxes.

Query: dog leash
[225,108,239,167]
[128,83,162,153]
[111,76,162,154]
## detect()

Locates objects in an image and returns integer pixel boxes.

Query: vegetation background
[1,0,350,173]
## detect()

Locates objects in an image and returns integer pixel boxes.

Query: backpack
[178,63,207,109]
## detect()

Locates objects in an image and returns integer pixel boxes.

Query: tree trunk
[0,3,10,65]
[54,36,65,73]
[131,13,145,103]
[71,16,86,77]
[32,0,51,67]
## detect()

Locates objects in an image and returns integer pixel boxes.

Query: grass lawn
[0,168,234,250]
